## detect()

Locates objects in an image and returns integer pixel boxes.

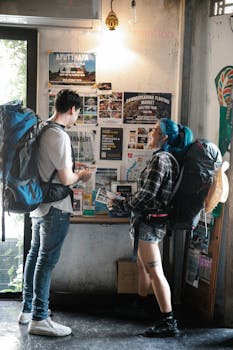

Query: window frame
[0,27,37,110]
[0,27,37,299]
[210,0,233,16]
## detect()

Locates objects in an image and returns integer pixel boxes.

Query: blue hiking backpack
[0,100,72,241]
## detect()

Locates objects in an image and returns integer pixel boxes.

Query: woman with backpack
[127,118,193,337]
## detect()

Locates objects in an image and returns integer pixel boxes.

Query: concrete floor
[1,300,233,350]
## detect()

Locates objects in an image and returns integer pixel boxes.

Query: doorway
[0,27,37,296]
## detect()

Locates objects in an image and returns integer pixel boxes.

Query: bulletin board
[47,51,172,214]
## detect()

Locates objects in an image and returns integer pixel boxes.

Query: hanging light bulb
[105,0,119,31]
[130,0,137,24]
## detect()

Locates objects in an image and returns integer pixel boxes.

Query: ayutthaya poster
[49,51,96,85]
[123,92,172,124]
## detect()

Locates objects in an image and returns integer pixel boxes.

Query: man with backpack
[18,89,92,336]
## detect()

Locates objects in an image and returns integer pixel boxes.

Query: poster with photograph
[77,95,98,125]
[49,88,98,124]
[95,168,119,191]
[126,151,152,182]
[67,129,96,165]
[124,92,172,124]
[49,51,96,85]
[98,92,123,123]
[185,249,200,288]
[100,127,123,160]
[127,127,151,150]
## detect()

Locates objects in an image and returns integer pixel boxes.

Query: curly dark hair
[55,89,82,113]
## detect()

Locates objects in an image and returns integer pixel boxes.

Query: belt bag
[142,212,169,227]
[41,182,73,203]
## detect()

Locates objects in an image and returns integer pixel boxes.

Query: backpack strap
[1,162,6,241]
[38,121,75,174]
[157,151,180,177]
[37,121,75,203]
[155,151,181,205]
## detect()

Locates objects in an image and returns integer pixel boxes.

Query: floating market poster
[49,51,96,85]
[98,92,123,123]
[100,127,123,160]
[124,92,172,124]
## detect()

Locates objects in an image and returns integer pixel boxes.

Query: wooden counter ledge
[70,214,129,224]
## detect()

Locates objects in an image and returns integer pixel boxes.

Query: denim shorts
[129,220,167,243]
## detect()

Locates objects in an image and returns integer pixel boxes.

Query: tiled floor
[1,300,233,350]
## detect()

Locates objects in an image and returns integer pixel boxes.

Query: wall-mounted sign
[49,51,96,85]
[100,127,123,160]
[124,92,172,124]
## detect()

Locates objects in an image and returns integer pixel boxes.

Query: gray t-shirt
[30,126,73,217]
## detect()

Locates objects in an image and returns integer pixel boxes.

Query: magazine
[95,187,125,205]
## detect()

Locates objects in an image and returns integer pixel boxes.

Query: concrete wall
[52,224,131,293]
[42,0,184,293]
[188,1,233,142]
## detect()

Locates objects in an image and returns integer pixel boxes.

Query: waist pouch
[142,212,169,227]
[41,182,73,203]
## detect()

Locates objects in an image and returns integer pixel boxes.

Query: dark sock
[161,311,173,320]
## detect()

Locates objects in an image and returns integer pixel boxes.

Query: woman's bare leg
[138,240,172,312]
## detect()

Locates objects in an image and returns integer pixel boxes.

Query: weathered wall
[187,0,233,320]
[37,0,183,120]
[188,1,233,142]
[43,0,183,292]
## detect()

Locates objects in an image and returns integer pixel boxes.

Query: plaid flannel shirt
[130,151,178,213]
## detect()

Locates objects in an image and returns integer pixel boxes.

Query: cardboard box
[117,259,153,294]
[117,260,138,294]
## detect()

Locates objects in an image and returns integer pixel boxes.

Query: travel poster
[49,51,96,85]
[124,92,172,124]
[100,127,123,160]
[98,92,123,123]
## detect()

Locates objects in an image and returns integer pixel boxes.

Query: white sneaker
[18,309,52,325]
[28,317,72,337]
